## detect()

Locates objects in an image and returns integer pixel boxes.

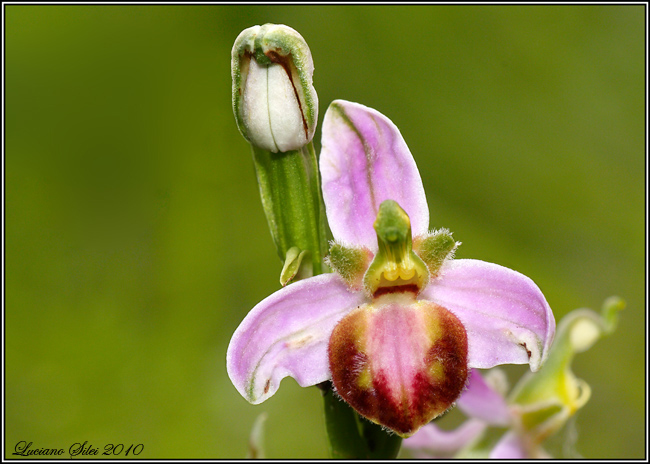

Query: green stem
[321,383,403,459]
[252,142,326,276]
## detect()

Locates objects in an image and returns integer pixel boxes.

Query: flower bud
[507,297,624,441]
[232,24,318,153]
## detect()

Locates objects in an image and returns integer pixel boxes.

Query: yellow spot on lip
[377,273,420,290]
[357,367,372,390]
[429,361,445,382]
[401,268,415,280]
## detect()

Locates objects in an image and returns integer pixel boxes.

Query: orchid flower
[226,99,556,438]
[403,297,624,458]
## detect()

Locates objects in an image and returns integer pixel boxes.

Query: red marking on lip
[373,284,419,298]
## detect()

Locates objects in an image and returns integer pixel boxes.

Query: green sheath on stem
[252,142,327,277]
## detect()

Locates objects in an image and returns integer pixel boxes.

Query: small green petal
[326,242,373,290]
[413,229,459,277]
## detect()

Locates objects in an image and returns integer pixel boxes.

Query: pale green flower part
[280,246,309,286]
[247,412,268,459]
[404,296,625,459]
[232,24,318,152]
[506,296,625,455]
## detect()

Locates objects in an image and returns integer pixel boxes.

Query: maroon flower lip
[329,297,468,437]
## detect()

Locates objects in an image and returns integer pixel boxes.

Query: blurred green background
[6,5,644,459]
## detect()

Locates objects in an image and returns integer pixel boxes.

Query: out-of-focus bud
[232,24,318,153]
[507,297,625,445]
[246,412,268,459]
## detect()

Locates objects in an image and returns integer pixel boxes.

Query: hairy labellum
[328,293,469,437]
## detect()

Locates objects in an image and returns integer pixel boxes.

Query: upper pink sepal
[320,100,430,250]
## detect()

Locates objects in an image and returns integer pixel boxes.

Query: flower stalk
[232,24,326,280]
[321,383,403,459]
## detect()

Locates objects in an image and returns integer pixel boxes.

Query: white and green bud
[232,24,318,153]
